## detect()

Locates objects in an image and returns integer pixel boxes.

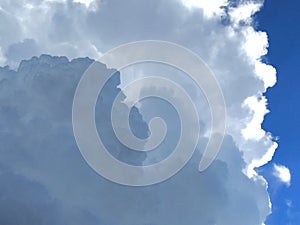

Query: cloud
[0,55,271,225]
[0,164,106,225]
[73,0,95,7]
[273,164,291,187]
[0,0,278,224]
[183,0,228,17]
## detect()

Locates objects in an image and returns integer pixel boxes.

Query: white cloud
[73,0,94,6]
[182,0,228,17]
[273,164,291,187]
[0,0,279,224]
[255,61,277,91]
[242,95,269,141]
[229,2,262,25]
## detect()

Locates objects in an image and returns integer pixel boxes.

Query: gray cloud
[0,55,270,225]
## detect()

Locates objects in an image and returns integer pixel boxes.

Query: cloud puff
[0,0,279,224]
[0,55,271,225]
[273,164,291,187]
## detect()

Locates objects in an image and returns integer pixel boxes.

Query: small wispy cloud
[273,164,291,187]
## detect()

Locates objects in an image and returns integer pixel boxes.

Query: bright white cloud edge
[273,164,291,187]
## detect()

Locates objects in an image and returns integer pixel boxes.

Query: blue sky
[258,0,300,224]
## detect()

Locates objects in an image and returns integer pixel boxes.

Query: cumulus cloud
[0,54,272,225]
[0,0,278,224]
[273,164,291,187]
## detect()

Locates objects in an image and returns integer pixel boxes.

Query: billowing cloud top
[0,0,280,224]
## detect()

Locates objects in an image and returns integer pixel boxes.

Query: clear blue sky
[257,0,300,224]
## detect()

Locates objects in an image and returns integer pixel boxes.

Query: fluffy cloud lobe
[273,164,291,187]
